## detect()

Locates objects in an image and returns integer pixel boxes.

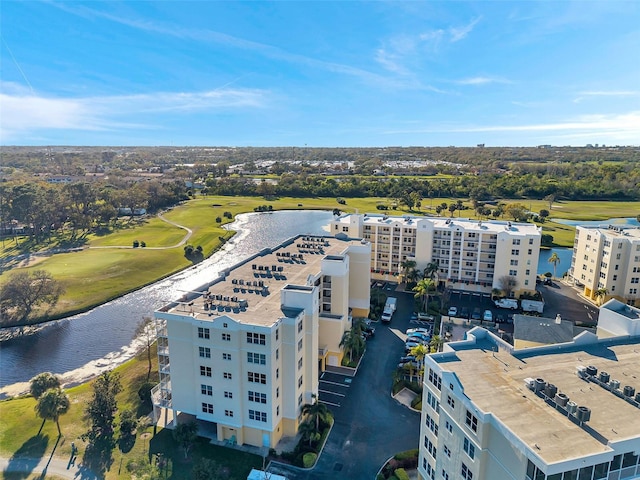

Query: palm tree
[548,252,561,279]
[339,329,365,363]
[409,344,429,374]
[301,396,331,432]
[593,288,609,305]
[413,278,436,312]
[423,261,439,280]
[29,372,61,399]
[429,335,444,353]
[399,260,416,284]
[35,388,70,436]
[297,420,320,447]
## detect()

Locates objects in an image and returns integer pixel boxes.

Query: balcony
[151,382,172,408]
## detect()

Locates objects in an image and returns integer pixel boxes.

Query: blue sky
[1,1,639,147]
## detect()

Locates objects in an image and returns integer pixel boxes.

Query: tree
[429,335,444,353]
[491,288,502,300]
[544,194,556,210]
[409,344,429,370]
[548,252,561,279]
[301,396,331,432]
[339,329,365,363]
[0,270,65,323]
[399,260,416,283]
[85,371,122,442]
[593,288,609,306]
[173,421,198,459]
[135,316,156,381]
[497,275,518,298]
[448,203,457,217]
[35,388,70,436]
[30,372,61,399]
[298,420,320,447]
[413,278,436,312]
[423,261,439,280]
[539,209,550,221]
[504,203,528,222]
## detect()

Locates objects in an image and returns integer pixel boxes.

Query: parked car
[364,326,376,336]
[460,306,470,319]
[410,312,418,321]
[544,277,553,286]
[448,306,458,316]
[399,355,416,364]
[405,338,429,350]
[407,332,431,343]
[406,327,431,336]
[471,307,482,320]
[398,360,419,369]
[483,310,493,322]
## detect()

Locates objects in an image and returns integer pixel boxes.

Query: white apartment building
[418,328,640,480]
[330,213,541,296]
[151,234,370,449]
[569,226,640,306]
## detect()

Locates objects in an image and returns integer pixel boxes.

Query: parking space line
[319,389,346,397]
[320,399,340,407]
[319,379,350,388]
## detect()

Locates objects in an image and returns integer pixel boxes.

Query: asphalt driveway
[270,288,421,479]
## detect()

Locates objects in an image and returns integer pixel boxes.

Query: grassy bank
[0,346,262,479]
[1,196,638,324]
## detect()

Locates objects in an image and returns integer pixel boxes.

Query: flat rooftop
[581,225,640,240]
[335,213,540,235]
[437,337,640,464]
[162,234,364,326]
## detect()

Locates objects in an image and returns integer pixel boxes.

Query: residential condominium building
[418,328,640,480]
[330,213,541,296]
[569,226,640,306]
[151,234,370,449]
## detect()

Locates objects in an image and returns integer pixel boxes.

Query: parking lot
[317,371,352,408]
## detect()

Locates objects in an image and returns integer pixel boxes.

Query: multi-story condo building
[569,226,640,306]
[330,213,541,296]
[151,234,370,448]
[418,327,640,480]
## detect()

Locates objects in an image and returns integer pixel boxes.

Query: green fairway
[88,217,187,247]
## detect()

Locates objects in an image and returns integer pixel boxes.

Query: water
[537,247,573,277]
[0,210,333,393]
[552,217,640,227]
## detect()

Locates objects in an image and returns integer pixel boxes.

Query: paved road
[0,453,99,479]
[538,280,598,325]
[270,288,421,479]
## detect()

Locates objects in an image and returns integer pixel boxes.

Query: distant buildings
[151,234,370,448]
[330,214,541,297]
[569,226,640,307]
[418,327,640,480]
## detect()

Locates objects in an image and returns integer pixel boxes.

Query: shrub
[223,211,232,219]
[410,397,422,410]
[376,474,386,480]
[137,382,154,412]
[394,449,419,469]
[215,216,222,223]
[394,468,410,480]
[303,452,317,468]
[140,241,146,248]
[133,240,140,248]
[336,197,346,205]
[376,205,389,210]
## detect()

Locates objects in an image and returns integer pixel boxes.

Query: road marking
[319,389,346,397]
[320,399,341,407]
[319,379,350,388]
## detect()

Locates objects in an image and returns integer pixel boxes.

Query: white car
[483,310,493,322]
[448,306,458,316]
[406,327,431,336]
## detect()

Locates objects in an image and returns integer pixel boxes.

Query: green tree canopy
[35,387,70,436]
[29,372,61,399]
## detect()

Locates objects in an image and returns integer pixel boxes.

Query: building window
[465,410,478,433]
[441,470,449,480]
[197,327,210,339]
[223,372,232,380]
[464,437,475,459]
[247,332,266,345]
[461,463,473,480]
[276,348,279,360]
[247,352,266,364]
[200,366,212,377]
[298,320,303,333]
[222,333,231,341]
[447,395,455,409]
[445,420,453,433]
[509,269,517,276]
[224,391,232,398]
[298,339,303,351]
[248,391,267,404]
[222,352,231,361]
[298,393,303,406]
[199,346,211,358]
[510,259,518,266]
[298,375,303,388]
[513,239,521,245]
[248,372,267,384]
[201,384,213,396]
[298,357,303,370]
[224,410,233,417]
[275,328,279,341]
[201,403,214,414]
[511,249,519,255]
[276,368,279,379]
[249,409,268,422]
[276,387,279,398]
[443,445,451,458]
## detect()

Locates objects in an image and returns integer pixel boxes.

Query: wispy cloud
[0,82,269,142]
[455,76,512,86]
[383,111,640,143]
[573,90,639,104]
[449,16,483,42]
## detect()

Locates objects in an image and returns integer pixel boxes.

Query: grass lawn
[0,346,262,480]
[87,217,186,248]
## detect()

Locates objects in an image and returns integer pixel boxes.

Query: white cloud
[455,76,512,86]
[0,84,269,143]
[449,16,483,42]
[578,90,639,97]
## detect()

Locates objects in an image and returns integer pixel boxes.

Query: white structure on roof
[569,225,640,306]
[151,234,370,449]
[597,298,640,338]
[418,327,640,480]
[330,213,541,296]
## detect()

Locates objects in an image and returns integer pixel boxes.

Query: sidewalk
[0,453,99,479]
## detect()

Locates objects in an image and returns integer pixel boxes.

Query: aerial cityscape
[1,2,639,480]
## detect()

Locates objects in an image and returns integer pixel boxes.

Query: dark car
[460,307,470,319]
[363,326,376,338]
[544,277,553,286]
[471,307,482,320]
